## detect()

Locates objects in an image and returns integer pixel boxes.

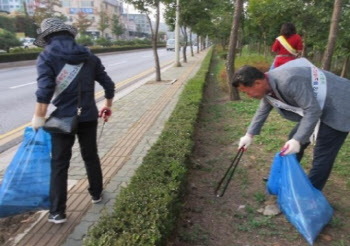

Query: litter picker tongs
[215,148,244,197]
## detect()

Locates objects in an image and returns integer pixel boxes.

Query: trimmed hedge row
[0,51,40,63]
[84,48,214,246]
[0,45,165,63]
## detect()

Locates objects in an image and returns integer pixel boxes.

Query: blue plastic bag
[266,154,282,195]
[0,127,51,218]
[267,153,333,245]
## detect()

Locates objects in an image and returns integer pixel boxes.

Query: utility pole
[174,0,181,67]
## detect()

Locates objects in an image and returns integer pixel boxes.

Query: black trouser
[289,122,348,190]
[50,120,102,214]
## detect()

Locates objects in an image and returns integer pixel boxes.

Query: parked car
[20,37,35,49]
[166,39,175,51]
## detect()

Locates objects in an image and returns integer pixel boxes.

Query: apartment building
[0,0,155,40]
[0,0,34,14]
[121,13,151,38]
[56,0,124,39]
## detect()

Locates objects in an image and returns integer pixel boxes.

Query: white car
[166,39,175,51]
[21,37,36,49]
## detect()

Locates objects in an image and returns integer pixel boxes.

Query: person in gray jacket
[233,59,350,190]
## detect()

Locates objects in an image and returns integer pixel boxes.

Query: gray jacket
[247,67,350,143]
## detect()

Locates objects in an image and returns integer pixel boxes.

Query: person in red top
[271,23,303,68]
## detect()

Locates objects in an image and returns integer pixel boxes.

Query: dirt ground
[167,54,350,246]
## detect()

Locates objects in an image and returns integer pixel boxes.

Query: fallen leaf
[320,234,332,241]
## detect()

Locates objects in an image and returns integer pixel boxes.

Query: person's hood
[44,35,91,64]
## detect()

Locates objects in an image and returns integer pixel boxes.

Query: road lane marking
[9,82,36,89]
[108,61,127,67]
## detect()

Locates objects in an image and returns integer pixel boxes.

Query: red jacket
[271,34,303,68]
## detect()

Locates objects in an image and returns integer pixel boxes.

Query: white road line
[10,82,36,89]
[108,61,127,66]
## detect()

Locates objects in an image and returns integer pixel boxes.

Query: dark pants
[50,120,102,214]
[289,122,348,190]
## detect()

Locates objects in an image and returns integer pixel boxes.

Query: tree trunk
[181,26,187,63]
[147,2,161,81]
[321,0,342,71]
[189,31,194,57]
[341,56,349,77]
[226,0,243,101]
[197,35,200,53]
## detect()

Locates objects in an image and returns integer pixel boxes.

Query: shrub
[0,28,22,52]
[95,37,113,47]
[76,35,94,47]
[84,48,214,246]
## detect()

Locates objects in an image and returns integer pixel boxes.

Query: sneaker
[48,213,67,224]
[92,194,102,204]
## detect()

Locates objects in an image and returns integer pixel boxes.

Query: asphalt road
[0,48,176,135]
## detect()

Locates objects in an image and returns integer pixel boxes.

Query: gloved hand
[99,106,112,122]
[238,133,253,151]
[31,115,46,130]
[281,139,300,155]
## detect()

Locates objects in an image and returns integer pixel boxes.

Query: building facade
[0,0,158,41]
[121,13,151,39]
[56,0,124,39]
[0,0,34,14]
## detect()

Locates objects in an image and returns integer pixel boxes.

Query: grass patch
[168,48,350,246]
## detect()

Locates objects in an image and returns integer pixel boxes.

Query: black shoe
[263,177,268,182]
[92,194,103,204]
[48,213,67,224]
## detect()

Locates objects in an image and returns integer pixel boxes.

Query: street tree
[15,15,36,37]
[164,0,216,57]
[111,15,125,39]
[336,1,350,77]
[123,0,162,81]
[74,12,92,36]
[0,15,16,32]
[226,0,244,101]
[210,0,233,49]
[322,0,343,70]
[97,4,110,37]
[0,29,22,52]
[33,0,63,25]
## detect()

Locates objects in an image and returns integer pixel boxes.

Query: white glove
[238,133,253,150]
[31,115,46,130]
[282,139,300,155]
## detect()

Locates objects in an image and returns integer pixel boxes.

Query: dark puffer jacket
[35,34,115,122]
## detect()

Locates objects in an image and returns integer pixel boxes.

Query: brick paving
[4,49,209,246]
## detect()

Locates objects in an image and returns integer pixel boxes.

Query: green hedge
[0,45,166,63]
[0,51,40,63]
[84,48,214,246]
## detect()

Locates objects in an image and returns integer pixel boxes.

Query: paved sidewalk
[5,49,209,246]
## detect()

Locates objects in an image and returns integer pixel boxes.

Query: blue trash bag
[0,127,51,218]
[267,153,333,245]
[266,153,282,195]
